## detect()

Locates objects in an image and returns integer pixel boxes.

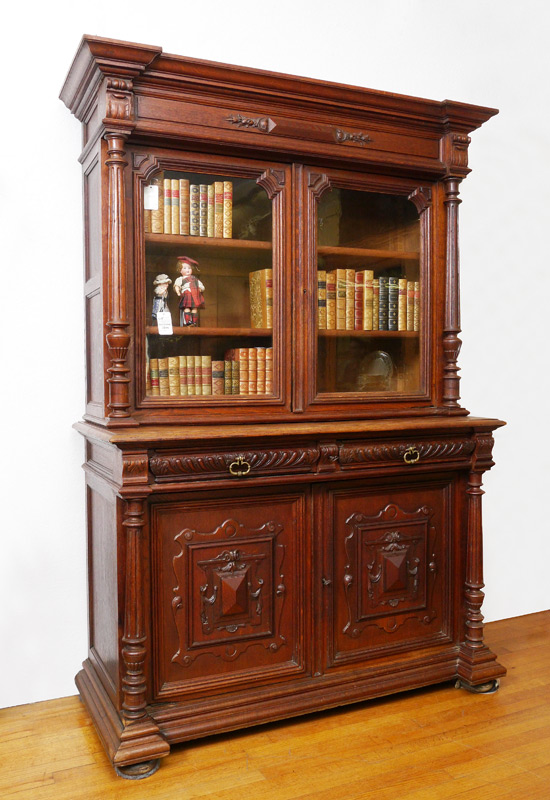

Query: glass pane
[317,187,421,395]
[143,169,274,399]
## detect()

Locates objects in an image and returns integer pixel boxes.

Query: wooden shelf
[318,245,419,261]
[145,233,271,257]
[319,329,419,337]
[146,326,272,337]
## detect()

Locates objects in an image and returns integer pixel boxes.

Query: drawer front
[149,443,320,482]
[338,436,475,471]
[151,489,307,700]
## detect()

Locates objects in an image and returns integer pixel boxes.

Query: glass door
[302,170,430,413]
[135,157,289,415]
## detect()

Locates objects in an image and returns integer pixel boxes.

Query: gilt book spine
[345,269,355,330]
[388,277,398,331]
[186,355,196,395]
[179,178,190,236]
[149,358,160,396]
[256,347,266,394]
[354,271,364,331]
[372,278,380,330]
[398,278,407,331]
[414,281,420,331]
[179,355,188,396]
[168,356,180,396]
[171,179,180,235]
[194,355,202,396]
[207,184,215,238]
[151,175,164,234]
[407,281,415,331]
[224,360,232,395]
[201,355,212,396]
[363,269,374,330]
[158,357,169,396]
[214,182,224,238]
[249,269,273,329]
[190,184,200,236]
[199,184,208,237]
[335,269,347,330]
[326,270,336,330]
[231,360,240,395]
[266,347,273,395]
[163,178,172,234]
[318,270,327,330]
[223,181,233,238]
[212,360,225,395]
[378,276,389,331]
[248,347,258,395]
[237,348,249,395]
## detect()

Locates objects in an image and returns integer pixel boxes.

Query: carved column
[105,131,132,419]
[464,470,486,649]
[121,495,147,720]
[442,177,462,408]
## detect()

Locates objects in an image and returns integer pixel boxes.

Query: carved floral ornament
[226,114,276,133]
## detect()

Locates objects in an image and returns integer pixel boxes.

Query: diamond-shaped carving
[221,571,249,617]
[383,552,408,593]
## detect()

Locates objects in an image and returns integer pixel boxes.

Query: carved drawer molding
[339,436,475,469]
[150,445,320,481]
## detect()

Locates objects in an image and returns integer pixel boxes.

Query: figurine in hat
[173,256,205,326]
[151,273,172,323]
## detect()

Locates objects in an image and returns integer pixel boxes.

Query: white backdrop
[1,0,549,708]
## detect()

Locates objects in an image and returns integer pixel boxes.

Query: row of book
[147,348,274,397]
[318,270,420,331]
[144,178,233,238]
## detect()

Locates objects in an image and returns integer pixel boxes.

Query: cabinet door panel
[325,480,452,670]
[151,490,306,700]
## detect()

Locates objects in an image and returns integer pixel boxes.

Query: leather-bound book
[163,178,171,234]
[414,281,420,331]
[179,178,190,235]
[345,268,355,330]
[249,269,273,328]
[214,182,224,237]
[178,355,188,396]
[407,281,415,331]
[199,184,208,237]
[223,181,232,238]
[398,278,407,330]
[265,347,273,395]
[335,269,347,330]
[388,277,398,331]
[186,355,196,395]
[354,271,364,331]
[149,358,160,396]
[171,179,180,235]
[158,357,169,396]
[201,355,212,395]
[190,184,200,236]
[363,269,374,330]
[378,276,389,331]
[151,175,164,234]
[194,355,202,395]
[168,356,180,395]
[224,360,232,394]
[256,347,266,394]
[318,270,327,330]
[326,270,336,330]
[212,360,225,394]
[372,278,380,330]
[207,185,215,237]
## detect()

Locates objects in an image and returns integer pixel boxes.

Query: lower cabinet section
[151,490,308,699]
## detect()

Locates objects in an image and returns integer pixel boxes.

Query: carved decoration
[408,187,432,215]
[442,177,463,408]
[472,434,495,471]
[307,172,332,199]
[226,114,276,133]
[317,442,340,472]
[257,168,285,200]
[121,454,149,485]
[105,78,134,122]
[339,438,474,465]
[171,519,287,666]
[464,471,486,649]
[343,504,438,637]
[150,447,319,478]
[441,132,471,174]
[132,153,150,170]
[335,128,372,146]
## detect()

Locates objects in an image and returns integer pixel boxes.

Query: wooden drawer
[338,435,476,471]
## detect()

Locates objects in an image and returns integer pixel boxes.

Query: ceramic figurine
[151,273,172,322]
[173,256,205,326]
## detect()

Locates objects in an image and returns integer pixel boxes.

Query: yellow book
[318,270,327,330]
[223,181,232,238]
[398,278,407,331]
[163,178,171,234]
[326,270,336,330]
[194,355,202,395]
[207,184,215,237]
[249,269,273,328]
[335,268,347,330]
[186,355,196,395]
[179,178,189,236]
[248,348,258,395]
[171,179,180,235]
[144,208,152,233]
[214,182,224,237]
[413,281,420,331]
[372,278,379,331]
[345,268,355,330]
[363,269,374,330]
[149,358,160,396]
[168,356,180,396]
[158,357,169,396]
[256,347,266,394]
[178,355,188,396]
[407,281,415,331]
[151,175,164,234]
[201,355,212,395]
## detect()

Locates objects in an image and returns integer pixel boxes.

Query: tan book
[214,181,224,238]
[326,270,336,330]
[163,178,171,234]
[171,179,180,235]
[372,279,380,330]
[224,360,232,394]
[256,347,266,394]
[335,268,347,330]
[212,360,225,395]
[178,355,188,396]
[248,348,257,395]
[186,355,196,395]
[237,347,249,394]
[201,355,212,395]
[407,281,415,331]
[149,358,160,396]
[249,269,273,328]
[413,281,420,331]
[158,357,169,396]
[190,184,200,236]
[145,360,151,394]
[194,355,202,395]
[199,184,208,237]
[354,271,364,331]
[318,270,327,330]
[168,356,180,396]
[207,185,215,237]
[363,269,374,330]
[179,178,190,236]
[231,360,240,395]
[398,278,407,331]
[345,268,355,330]
[144,208,152,233]
[265,347,273,395]
[223,181,232,238]
[151,175,164,234]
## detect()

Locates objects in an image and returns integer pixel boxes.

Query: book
[179,355,188,396]
[231,360,240,395]
[158,357,169,396]
[335,269,347,330]
[168,356,180,395]
[354,271,364,331]
[179,178,190,236]
[199,184,208,237]
[265,347,273,395]
[190,184,200,236]
[407,281,415,331]
[372,278,380,330]
[398,278,407,331]
[149,358,159,395]
[248,348,258,395]
[256,347,266,394]
[194,355,202,395]
[212,360,225,394]
[214,182,224,237]
[144,208,152,233]
[388,277,398,331]
[378,276,388,331]
[326,270,336,330]
[186,355,196,395]
[249,269,273,328]
[171,178,180,235]
[163,178,171,234]
[224,359,232,394]
[223,181,232,238]
[151,175,164,234]
[317,270,327,330]
[201,355,212,395]
[237,347,249,394]
[363,270,374,330]
[413,281,420,331]
[207,184,215,238]
[146,360,151,394]
[345,269,355,330]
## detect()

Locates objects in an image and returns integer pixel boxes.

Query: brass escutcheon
[228,456,251,477]
[403,446,420,465]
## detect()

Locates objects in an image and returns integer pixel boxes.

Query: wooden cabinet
[62,35,506,778]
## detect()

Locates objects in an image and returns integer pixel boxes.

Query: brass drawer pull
[229,457,251,477]
[403,446,420,465]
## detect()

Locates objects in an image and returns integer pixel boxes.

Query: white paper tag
[144,184,159,210]
[156,311,173,335]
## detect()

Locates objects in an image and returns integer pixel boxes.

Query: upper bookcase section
[60,35,497,178]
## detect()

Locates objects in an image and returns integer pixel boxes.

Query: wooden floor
[1,612,549,799]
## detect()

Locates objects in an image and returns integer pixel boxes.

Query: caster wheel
[115,759,161,780]
[455,678,500,694]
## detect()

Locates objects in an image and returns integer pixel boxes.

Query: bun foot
[115,759,161,780]
[455,678,500,694]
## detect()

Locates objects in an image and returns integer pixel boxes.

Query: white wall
[1,0,548,708]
